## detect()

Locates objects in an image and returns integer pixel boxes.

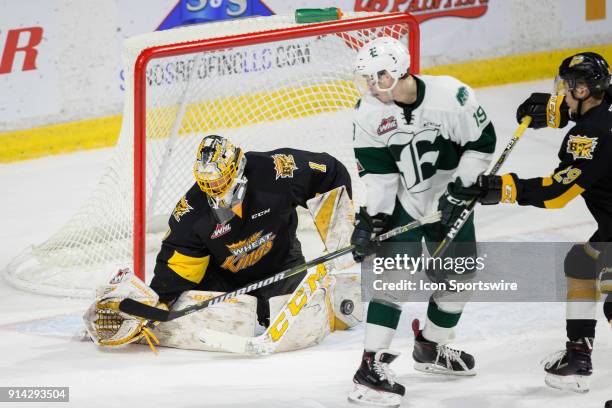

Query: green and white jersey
[353,75,496,219]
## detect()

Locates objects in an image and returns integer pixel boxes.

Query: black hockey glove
[351,207,388,263]
[475,174,522,205]
[516,92,569,129]
[437,178,483,228]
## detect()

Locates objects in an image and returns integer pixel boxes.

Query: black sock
[566,319,596,341]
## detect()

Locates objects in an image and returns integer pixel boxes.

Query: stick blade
[118,298,170,322]
[199,329,273,355]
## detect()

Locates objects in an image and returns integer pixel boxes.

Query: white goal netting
[5,12,418,297]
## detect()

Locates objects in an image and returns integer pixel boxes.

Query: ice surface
[0,80,610,408]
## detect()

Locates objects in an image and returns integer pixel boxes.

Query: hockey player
[348,37,496,406]
[475,52,612,393]
[84,135,361,352]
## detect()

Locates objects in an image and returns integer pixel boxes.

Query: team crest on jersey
[377,116,398,135]
[567,135,597,160]
[272,154,298,179]
[456,86,469,106]
[211,223,231,239]
[221,230,276,273]
[173,196,193,222]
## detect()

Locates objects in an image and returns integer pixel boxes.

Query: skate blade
[348,384,402,408]
[544,373,590,393]
[414,362,476,377]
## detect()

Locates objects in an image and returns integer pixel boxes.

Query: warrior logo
[567,135,597,160]
[377,116,398,135]
[211,223,231,239]
[272,154,298,179]
[173,196,193,222]
[221,230,276,273]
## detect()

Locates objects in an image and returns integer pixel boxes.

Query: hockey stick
[430,116,532,259]
[199,211,442,355]
[119,212,441,322]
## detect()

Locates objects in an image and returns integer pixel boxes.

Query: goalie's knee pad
[565,244,598,279]
[152,290,257,351]
[268,280,335,353]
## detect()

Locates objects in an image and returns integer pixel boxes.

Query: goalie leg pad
[307,185,355,270]
[151,290,257,351]
[268,276,335,353]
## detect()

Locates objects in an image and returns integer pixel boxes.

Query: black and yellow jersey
[150,148,352,303]
[516,96,612,239]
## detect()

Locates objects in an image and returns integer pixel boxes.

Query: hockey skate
[542,337,593,393]
[411,319,476,376]
[348,349,405,407]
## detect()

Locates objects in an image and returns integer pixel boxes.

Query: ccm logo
[251,208,270,219]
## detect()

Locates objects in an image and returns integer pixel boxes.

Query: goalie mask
[354,36,410,98]
[194,135,247,222]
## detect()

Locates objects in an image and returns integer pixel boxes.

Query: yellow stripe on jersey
[542,177,553,187]
[167,251,210,284]
[543,184,585,209]
[567,277,601,301]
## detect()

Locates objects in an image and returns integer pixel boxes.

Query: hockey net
[5,12,420,297]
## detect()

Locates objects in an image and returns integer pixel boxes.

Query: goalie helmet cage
[5,12,420,297]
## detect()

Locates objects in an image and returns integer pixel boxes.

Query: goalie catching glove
[83,267,165,353]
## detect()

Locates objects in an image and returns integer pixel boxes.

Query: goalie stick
[199,211,442,355]
[431,116,532,259]
[119,212,441,322]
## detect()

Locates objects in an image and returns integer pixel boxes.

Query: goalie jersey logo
[221,230,276,273]
[271,154,298,179]
[173,196,193,222]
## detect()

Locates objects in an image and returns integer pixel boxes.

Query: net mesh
[5,13,417,297]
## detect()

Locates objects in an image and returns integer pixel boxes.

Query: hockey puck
[605,400,612,408]
[340,299,354,315]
